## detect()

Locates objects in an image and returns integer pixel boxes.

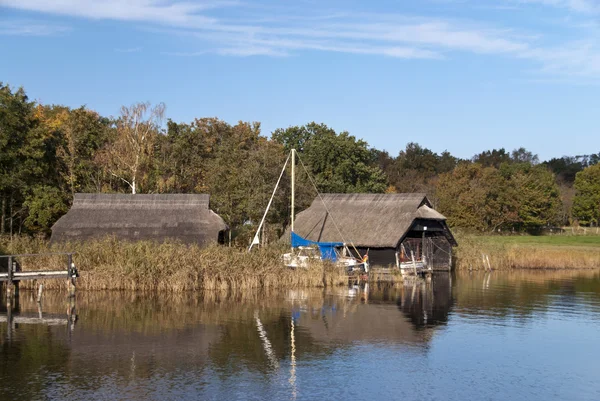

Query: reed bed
[0,236,347,292]
[454,234,600,270]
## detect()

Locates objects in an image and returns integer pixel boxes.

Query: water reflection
[288,277,453,349]
[1,270,600,401]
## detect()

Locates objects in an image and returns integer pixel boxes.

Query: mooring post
[68,278,76,298]
[67,253,76,298]
[37,283,44,303]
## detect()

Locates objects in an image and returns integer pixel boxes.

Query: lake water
[1,270,600,401]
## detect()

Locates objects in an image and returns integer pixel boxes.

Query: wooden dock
[0,252,78,298]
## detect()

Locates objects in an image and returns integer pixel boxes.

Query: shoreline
[2,236,600,292]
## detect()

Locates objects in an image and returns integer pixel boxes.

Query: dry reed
[0,236,347,292]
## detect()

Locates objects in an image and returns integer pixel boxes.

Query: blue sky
[1,0,599,160]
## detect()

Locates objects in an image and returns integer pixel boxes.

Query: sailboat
[249,149,369,272]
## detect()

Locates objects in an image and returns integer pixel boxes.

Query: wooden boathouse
[50,193,228,245]
[290,193,457,270]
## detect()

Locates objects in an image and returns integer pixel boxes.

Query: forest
[1,82,599,244]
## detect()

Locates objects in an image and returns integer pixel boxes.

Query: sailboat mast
[291,149,295,235]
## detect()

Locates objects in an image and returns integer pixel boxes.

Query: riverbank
[454,233,600,270]
[0,236,347,292]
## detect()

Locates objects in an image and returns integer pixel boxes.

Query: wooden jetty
[1,298,77,343]
[0,252,79,299]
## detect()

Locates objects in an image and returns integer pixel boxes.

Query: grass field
[455,233,600,270]
[476,234,600,248]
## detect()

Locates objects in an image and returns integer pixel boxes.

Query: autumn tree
[98,102,165,194]
[438,162,560,232]
[437,163,519,231]
[57,107,110,194]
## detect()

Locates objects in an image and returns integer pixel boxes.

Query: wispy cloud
[512,0,600,13]
[521,40,600,78]
[0,19,69,36]
[2,0,600,79]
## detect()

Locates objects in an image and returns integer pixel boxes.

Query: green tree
[271,123,317,153]
[0,83,43,235]
[573,164,600,226]
[472,148,511,168]
[511,147,539,165]
[383,143,457,204]
[205,121,264,238]
[23,186,69,234]
[510,164,561,229]
[156,118,232,193]
[274,123,387,194]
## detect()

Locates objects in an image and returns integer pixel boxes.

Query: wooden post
[6,295,12,343]
[7,255,13,299]
[66,253,76,297]
[67,253,73,278]
[68,297,76,333]
[422,231,426,269]
[12,258,19,298]
[411,250,417,275]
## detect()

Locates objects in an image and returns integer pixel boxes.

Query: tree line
[1,82,599,242]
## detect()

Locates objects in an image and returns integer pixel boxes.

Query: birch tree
[99,102,165,194]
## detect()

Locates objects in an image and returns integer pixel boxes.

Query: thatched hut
[50,194,228,245]
[291,193,457,270]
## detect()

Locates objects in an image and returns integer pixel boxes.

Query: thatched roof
[290,193,456,248]
[51,194,227,245]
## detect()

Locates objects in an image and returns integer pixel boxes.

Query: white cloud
[0,19,69,36]
[0,0,235,26]
[514,0,600,13]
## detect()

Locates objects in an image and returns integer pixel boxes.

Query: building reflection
[289,274,454,349]
[0,276,456,398]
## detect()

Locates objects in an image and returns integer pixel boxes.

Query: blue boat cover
[291,232,343,262]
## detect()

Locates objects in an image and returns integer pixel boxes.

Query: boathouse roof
[50,193,227,245]
[291,193,456,248]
